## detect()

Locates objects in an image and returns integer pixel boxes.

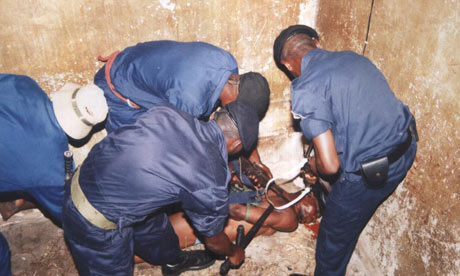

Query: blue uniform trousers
[0,232,11,276]
[63,195,181,276]
[314,139,417,276]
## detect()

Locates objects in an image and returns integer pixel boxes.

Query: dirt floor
[0,209,318,276]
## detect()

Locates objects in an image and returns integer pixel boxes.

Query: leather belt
[354,128,414,176]
[71,168,117,230]
[387,129,413,164]
[97,51,142,109]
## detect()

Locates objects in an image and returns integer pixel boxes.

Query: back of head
[51,83,109,140]
[216,100,259,152]
[296,194,320,224]
[273,25,319,80]
[237,72,270,121]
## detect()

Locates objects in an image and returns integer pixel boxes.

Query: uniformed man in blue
[0,74,108,226]
[94,40,272,177]
[273,25,418,275]
[62,99,259,276]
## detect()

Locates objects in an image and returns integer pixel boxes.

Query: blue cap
[226,100,259,151]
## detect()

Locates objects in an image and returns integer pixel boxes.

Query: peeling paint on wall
[299,1,318,28]
[158,0,176,11]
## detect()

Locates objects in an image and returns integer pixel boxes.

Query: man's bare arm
[311,129,340,175]
[229,204,298,232]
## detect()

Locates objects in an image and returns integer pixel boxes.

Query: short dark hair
[214,109,240,141]
[280,33,316,62]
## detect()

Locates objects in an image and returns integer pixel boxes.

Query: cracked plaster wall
[0,0,318,165]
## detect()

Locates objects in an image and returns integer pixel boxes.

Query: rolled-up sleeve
[291,81,333,140]
[180,186,229,237]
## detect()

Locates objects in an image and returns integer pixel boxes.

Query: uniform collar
[292,48,321,86]
[300,48,321,75]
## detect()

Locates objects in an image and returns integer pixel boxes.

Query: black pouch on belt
[359,118,416,189]
[360,156,389,189]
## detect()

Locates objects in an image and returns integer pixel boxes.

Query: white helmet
[51,83,108,139]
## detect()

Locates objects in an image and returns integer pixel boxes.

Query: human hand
[303,172,318,185]
[254,162,273,179]
[302,156,318,185]
[244,161,273,189]
[228,245,245,267]
[230,173,243,186]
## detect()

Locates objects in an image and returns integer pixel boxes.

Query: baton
[235,225,244,246]
[219,204,275,275]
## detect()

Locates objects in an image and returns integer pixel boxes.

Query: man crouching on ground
[63,100,259,276]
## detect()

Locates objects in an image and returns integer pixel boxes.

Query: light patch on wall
[37,73,76,94]
[259,132,305,185]
[282,86,291,97]
[158,0,175,11]
[299,0,319,28]
[262,57,272,72]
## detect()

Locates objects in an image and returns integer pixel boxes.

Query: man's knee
[133,214,181,265]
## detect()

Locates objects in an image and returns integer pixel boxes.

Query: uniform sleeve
[166,83,210,118]
[291,80,334,140]
[163,43,238,118]
[180,185,229,237]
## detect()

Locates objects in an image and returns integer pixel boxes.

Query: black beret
[273,25,319,79]
[237,72,270,121]
[226,100,259,151]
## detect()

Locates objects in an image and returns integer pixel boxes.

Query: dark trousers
[0,232,11,276]
[62,196,181,276]
[314,140,417,276]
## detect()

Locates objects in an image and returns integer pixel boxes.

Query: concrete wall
[0,0,318,165]
[316,1,460,275]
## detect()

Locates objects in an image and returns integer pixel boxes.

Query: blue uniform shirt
[0,74,68,223]
[79,103,230,237]
[94,40,238,132]
[291,49,413,172]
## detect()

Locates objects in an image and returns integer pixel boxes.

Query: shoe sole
[163,258,216,276]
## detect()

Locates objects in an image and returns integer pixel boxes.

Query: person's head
[273,25,320,79]
[294,193,320,224]
[219,72,270,121]
[50,83,108,140]
[214,100,259,155]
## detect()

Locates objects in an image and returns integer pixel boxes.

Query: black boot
[161,250,215,276]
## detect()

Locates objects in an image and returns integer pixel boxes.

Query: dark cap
[237,72,270,121]
[273,25,319,79]
[226,100,259,151]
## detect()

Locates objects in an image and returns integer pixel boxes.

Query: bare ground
[0,209,317,276]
